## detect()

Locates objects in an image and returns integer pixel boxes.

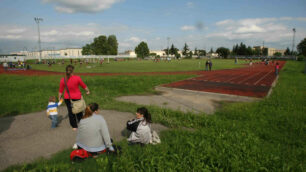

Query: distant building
[253,46,286,56]
[119,50,137,57]
[267,48,285,56]
[206,52,219,58]
[18,48,82,59]
[119,50,183,58]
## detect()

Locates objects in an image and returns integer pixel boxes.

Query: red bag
[70,149,91,162]
[70,148,107,162]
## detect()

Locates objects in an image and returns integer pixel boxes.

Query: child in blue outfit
[46,96,63,128]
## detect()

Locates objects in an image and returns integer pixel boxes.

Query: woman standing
[58,65,90,130]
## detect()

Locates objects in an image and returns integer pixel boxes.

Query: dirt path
[0,107,167,171]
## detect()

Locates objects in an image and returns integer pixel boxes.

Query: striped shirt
[46,99,63,116]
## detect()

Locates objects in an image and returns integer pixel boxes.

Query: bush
[297,55,305,61]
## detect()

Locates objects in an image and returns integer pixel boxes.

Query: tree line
[82,35,306,60]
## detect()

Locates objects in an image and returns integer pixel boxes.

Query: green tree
[263,48,268,56]
[284,47,291,56]
[82,35,118,55]
[92,35,108,55]
[253,48,261,56]
[82,44,93,55]
[107,35,118,55]
[209,48,214,53]
[188,51,193,57]
[170,44,179,55]
[247,46,253,56]
[163,48,169,55]
[182,43,189,56]
[216,47,230,58]
[198,49,206,56]
[297,37,306,56]
[273,52,282,57]
[135,41,150,58]
[194,48,198,56]
[175,52,181,59]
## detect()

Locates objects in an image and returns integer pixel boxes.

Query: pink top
[276,65,279,69]
[59,75,87,99]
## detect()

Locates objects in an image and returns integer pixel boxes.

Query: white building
[22,48,82,59]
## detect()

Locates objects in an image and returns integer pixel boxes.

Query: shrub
[297,55,305,61]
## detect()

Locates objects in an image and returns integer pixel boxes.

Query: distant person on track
[58,65,90,131]
[275,62,280,76]
[249,59,253,67]
[3,61,8,71]
[46,96,63,128]
[205,60,209,71]
[126,107,152,145]
[75,103,115,156]
[208,60,213,71]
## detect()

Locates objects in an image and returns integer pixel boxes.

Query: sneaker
[72,143,78,149]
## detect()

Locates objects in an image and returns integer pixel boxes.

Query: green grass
[0,74,192,117]
[2,61,305,171]
[29,59,248,73]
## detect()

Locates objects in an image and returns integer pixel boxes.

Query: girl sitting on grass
[127,107,152,145]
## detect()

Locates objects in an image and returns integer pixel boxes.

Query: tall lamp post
[292,28,296,58]
[34,17,43,62]
[167,37,170,59]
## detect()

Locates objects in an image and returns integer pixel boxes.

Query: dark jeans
[65,99,83,128]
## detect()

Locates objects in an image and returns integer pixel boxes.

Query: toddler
[46,96,63,128]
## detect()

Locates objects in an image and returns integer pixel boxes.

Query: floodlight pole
[34,17,43,62]
[292,28,296,57]
[167,37,170,58]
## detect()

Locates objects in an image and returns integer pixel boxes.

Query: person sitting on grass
[46,96,63,128]
[127,107,152,145]
[75,103,115,157]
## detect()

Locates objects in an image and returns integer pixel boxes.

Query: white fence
[0,55,25,62]
[24,55,137,61]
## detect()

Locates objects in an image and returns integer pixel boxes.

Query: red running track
[162,61,286,98]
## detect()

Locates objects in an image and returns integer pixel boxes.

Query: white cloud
[203,17,306,50]
[186,2,194,8]
[235,25,264,33]
[0,35,22,40]
[42,0,124,13]
[41,30,58,36]
[7,28,26,34]
[216,19,234,26]
[127,36,141,43]
[181,25,195,31]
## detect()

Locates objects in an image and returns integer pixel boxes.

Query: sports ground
[1,60,284,98]
[1,59,304,171]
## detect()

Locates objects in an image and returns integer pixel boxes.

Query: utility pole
[167,37,170,58]
[262,41,265,56]
[292,28,296,56]
[34,17,43,62]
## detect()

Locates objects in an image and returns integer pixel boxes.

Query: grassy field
[1,61,305,171]
[29,58,249,73]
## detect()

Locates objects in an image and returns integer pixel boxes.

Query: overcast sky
[0,0,305,53]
